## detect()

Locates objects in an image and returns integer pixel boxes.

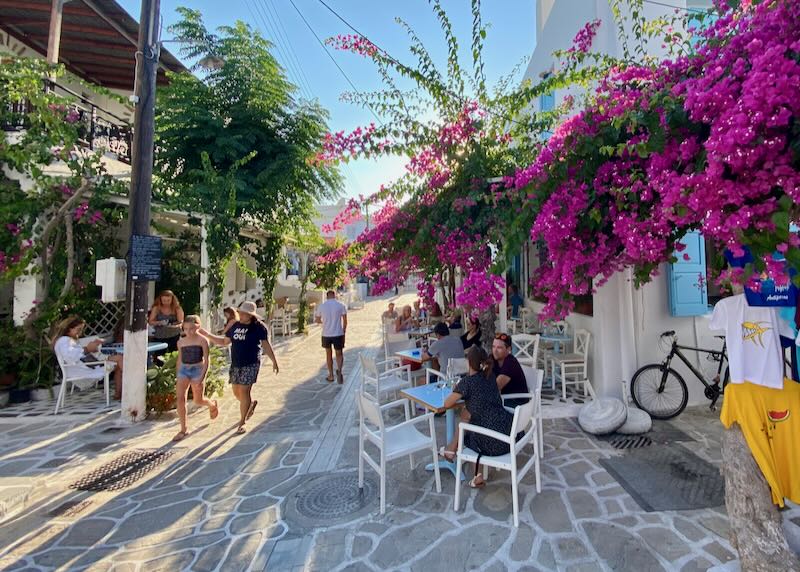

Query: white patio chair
[502,366,545,459]
[384,331,414,361]
[454,397,540,527]
[359,354,412,403]
[447,358,468,380]
[511,333,540,367]
[357,392,441,514]
[448,327,463,338]
[549,329,591,400]
[54,351,114,415]
[519,307,538,334]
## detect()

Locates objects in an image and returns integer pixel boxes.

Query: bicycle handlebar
[661,330,676,337]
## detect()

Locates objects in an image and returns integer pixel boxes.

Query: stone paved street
[0,294,795,571]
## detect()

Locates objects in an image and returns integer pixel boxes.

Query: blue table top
[396,348,424,363]
[400,383,453,410]
[540,333,571,342]
[100,342,169,355]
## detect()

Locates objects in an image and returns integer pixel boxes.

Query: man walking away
[316,290,348,383]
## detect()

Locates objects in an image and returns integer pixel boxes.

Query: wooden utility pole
[121,0,160,422]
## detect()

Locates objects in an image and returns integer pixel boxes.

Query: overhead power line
[286,0,384,126]
[263,0,316,98]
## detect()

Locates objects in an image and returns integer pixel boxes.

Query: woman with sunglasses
[440,346,520,488]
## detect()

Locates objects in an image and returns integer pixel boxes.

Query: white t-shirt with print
[708,294,792,389]
[315,299,347,337]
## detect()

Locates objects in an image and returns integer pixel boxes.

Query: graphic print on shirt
[742,321,771,348]
[232,327,248,341]
[768,409,791,423]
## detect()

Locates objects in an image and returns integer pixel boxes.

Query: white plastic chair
[357,392,441,514]
[384,331,414,362]
[359,354,412,402]
[503,366,545,459]
[54,351,114,414]
[549,329,591,400]
[511,334,540,368]
[446,358,468,379]
[519,307,539,334]
[454,397,540,527]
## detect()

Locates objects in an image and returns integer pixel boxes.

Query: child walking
[173,315,219,442]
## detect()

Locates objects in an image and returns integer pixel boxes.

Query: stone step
[0,477,35,523]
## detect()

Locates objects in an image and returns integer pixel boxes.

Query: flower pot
[0,391,9,407]
[9,388,31,404]
[31,388,52,402]
[146,392,176,413]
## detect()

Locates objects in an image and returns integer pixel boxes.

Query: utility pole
[121,0,160,422]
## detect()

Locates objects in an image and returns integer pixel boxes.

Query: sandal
[438,447,456,462]
[172,431,189,442]
[468,475,486,488]
[209,400,219,420]
[235,425,247,435]
[246,400,258,420]
[336,370,344,385]
[325,375,335,383]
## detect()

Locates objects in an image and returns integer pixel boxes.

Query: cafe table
[100,342,169,355]
[395,348,425,364]
[407,326,434,339]
[399,382,464,480]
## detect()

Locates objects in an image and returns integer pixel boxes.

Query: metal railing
[2,79,132,164]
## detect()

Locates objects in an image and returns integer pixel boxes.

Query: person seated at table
[446,308,463,330]
[440,345,520,488]
[428,301,444,324]
[507,285,524,319]
[53,316,125,400]
[421,322,464,374]
[395,305,417,332]
[461,315,482,351]
[382,302,398,321]
[492,332,530,408]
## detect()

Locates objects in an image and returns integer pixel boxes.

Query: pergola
[0,0,185,90]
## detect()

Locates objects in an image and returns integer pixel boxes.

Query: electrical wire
[264,0,316,99]
[287,0,384,126]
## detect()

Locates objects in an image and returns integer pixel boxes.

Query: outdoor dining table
[99,342,169,355]
[394,348,425,364]
[407,326,434,339]
[399,382,464,480]
[540,333,571,354]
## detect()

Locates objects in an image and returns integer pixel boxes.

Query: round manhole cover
[283,471,384,530]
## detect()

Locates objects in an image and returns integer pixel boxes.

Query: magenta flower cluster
[314,123,391,165]
[322,198,362,234]
[567,19,601,54]
[325,34,379,58]
[456,271,505,313]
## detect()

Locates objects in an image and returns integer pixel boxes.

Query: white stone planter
[0,391,9,407]
[31,388,53,402]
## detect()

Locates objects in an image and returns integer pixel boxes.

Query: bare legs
[325,347,334,381]
[335,349,344,383]
[443,408,483,484]
[232,383,252,434]
[109,355,124,400]
[174,379,219,441]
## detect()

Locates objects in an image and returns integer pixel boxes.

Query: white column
[199,217,211,328]
[12,273,44,326]
[498,274,508,333]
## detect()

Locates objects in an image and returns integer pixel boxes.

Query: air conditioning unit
[95,258,127,303]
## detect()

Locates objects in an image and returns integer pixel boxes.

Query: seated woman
[447,308,463,330]
[53,316,124,400]
[395,305,417,332]
[440,346,518,488]
[429,301,444,323]
[460,315,482,351]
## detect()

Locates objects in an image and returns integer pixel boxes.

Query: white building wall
[522,0,715,403]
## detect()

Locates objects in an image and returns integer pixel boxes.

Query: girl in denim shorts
[173,315,219,441]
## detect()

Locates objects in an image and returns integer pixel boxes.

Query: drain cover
[296,473,377,519]
[70,449,175,492]
[283,471,381,530]
[608,435,652,450]
[48,500,93,518]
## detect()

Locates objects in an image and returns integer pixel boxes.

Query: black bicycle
[630,330,729,420]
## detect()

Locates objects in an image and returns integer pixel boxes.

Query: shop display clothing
[720,380,800,506]
[709,294,793,389]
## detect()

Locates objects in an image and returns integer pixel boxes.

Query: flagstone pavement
[0,294,791,571]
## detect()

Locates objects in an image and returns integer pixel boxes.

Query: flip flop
[325,375,335,383]
[172,431,188,442]
[235,425,247,435]
[468,475,486,488]
[246,400,258,420]
[209,400,219,420]
[438,447,456,462]
[336,370,344,385]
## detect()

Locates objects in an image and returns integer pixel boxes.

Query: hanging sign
[130,234,162,281]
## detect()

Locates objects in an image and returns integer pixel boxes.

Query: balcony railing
[2,80,132,165]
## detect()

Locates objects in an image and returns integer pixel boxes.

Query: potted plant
[146,351,178,415]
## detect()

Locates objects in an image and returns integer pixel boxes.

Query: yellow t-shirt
[720,380,800,506]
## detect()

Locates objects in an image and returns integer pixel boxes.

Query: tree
[155,8,341,310]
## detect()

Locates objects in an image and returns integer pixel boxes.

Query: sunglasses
[494,333,510,341]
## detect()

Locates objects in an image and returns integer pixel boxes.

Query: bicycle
[630,330,729,420]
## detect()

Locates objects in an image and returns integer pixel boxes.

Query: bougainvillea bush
[514,0,800,318]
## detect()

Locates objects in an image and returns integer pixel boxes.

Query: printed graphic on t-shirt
[232,327,248,341]
[742,321,771,347]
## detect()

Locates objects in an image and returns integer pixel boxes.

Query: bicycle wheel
[630,365,688,420]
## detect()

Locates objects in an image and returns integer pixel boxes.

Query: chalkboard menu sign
[130,234,162,281]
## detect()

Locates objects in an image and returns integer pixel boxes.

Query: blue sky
[118,1,538,202]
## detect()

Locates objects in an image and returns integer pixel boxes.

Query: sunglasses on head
[494,333,509,341]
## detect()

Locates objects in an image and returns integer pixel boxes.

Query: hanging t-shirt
[226,320,268,367]
[708,294,793,389]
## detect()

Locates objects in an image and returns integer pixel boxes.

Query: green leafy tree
[155,8,341,310]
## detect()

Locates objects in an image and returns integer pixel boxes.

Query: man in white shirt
[315,290,348,384]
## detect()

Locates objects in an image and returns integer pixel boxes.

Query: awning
[0,0,187,90]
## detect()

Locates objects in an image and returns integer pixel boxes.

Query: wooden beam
[2,18,120,38]
[46,0,64,65]
[0,1,95,15]
[24,32,129,50]
[59,52,135,67]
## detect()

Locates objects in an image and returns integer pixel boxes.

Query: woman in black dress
[460,314,482,351]
[441,346,516,488]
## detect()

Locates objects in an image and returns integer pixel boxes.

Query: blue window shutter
[539,92,554,112]
[667,231,708,316]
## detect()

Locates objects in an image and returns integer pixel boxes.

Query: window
[539,92,555,113]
